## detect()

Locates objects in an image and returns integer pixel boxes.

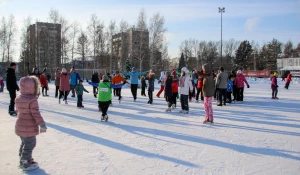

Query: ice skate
[65,100,68,105]
[9,111,17,116]
[20,160,39,171]
[179,110,183,113]
[172,104,175,110]
[165,107,171,112]
[105,115,108,122]
[58,98,61,104]
[183,110,189,114]
[195,100,199,103]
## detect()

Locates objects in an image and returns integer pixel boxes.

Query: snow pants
[196,87,203,101]
[115,88,122,100]
[19,136,36,162]
[55,86,60,98]
[148,90,153,103]
[9,90,16,112]
[272,88,278,97]
[156,86,164,97]
[141,86,146,96]
[98,100,111,117]
[77,95,83,107]
[285,82,290,89]
[131,84,138,100]
[180,94,189,111]
[204,97,213,122]
[172,92,178,107]
[59,91,69,101]
[236,87,244,101]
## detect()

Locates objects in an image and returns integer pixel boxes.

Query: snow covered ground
[0,79,300,175]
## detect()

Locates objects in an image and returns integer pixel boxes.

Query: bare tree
[60,16,71,65]
[107,20,116,73]
[118,20,129,70]
[198,41,207,66]
[6,14,17,61]
[19,16,32,76]
[87,14,100,68]
[48,8,59,23]
[0,17,7,62]
[70,21,80,62]
[283,40,293,58]
[76,31,89,78]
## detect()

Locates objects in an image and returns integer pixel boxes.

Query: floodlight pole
[219,7,225,66]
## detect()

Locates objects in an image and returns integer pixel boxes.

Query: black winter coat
[164,77,173,97]
[6,68,19,91]
[146,74,155,91]
[141,78,147,87]
[92,73,100,83]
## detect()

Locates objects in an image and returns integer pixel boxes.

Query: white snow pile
[0,80,299,174]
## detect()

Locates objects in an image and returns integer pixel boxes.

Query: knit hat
[132,67,136,72]
[166,71,171,76]
[103,75,109,81]
[62,68,67,73]
[79,79,83,83]
[237,70,242,74]
[274,72,278,76]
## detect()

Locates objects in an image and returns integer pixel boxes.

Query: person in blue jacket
[122,67,147,102]
[70,70,81,97]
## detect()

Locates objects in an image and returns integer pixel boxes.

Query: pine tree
[125,58,132,72]
[235,40,252,70]
[178,52,185,71]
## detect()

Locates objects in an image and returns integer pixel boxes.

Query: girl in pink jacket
[15,76,47,171]
[234,70,250,102]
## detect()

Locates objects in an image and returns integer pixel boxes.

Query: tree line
[178,38,300,71]
[0,8,170,77]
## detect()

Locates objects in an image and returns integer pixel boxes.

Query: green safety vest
[98,82,112,102]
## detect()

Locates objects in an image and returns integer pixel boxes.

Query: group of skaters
[3,61,295,171]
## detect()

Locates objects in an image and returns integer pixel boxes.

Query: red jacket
[172,80,178,93]
[15,76,45,137]
[197,76,203,88]
[234,74,249,88]
[286,74,292,83]
[40,74,48,88]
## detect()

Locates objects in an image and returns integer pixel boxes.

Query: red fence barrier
[242,70,271,78]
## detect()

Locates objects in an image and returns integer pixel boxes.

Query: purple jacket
[271,76,278,89]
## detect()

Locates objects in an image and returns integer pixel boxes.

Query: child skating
[15,76,47,171]
[165,71,173,112]
[179,67,193,114]
[89,75,128,121]
[198,64,215,124]
[75,80,89,108]
[271,72,279,99]
[171,70,179,109]
[40,73,49,96]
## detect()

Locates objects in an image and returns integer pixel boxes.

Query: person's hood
[20,76,40,96]
[160,71,165,78]
[181,67,189,74]
[203,64,211,73]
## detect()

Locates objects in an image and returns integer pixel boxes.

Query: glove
[247,85,250,88]
[87,91,89,93]
[16,86,20,91]
[39,123,47,133]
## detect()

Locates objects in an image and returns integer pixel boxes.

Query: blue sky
[1,0,300,60]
